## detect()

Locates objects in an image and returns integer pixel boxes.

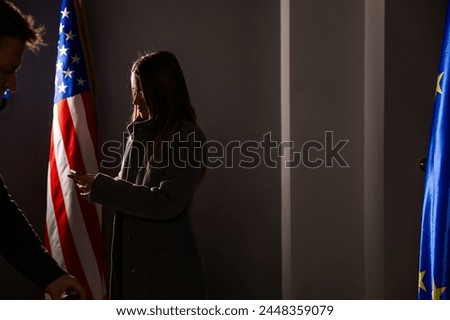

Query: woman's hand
[68,173,96,198]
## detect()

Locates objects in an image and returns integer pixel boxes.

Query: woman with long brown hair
[70,51,207,299]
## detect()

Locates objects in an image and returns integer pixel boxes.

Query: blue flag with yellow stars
[418,5,450,300]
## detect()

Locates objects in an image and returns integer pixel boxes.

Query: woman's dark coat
[90,118,207,299]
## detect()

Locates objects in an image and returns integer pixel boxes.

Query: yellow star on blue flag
[436,72,444,95]
[432,281,447,300]
[419,271,427,292]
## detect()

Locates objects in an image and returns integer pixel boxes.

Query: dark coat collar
[126,117,158,139]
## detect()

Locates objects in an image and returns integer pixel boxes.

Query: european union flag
[418,5,450,300]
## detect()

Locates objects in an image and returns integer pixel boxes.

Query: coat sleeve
[0,176,66,291]
[89,128,205,220]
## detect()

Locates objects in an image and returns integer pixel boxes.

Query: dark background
[0,0,446,299]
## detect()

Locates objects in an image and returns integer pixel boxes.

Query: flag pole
[73,0,97,100]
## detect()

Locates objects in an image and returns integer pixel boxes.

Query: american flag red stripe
[80,92,99,160]
[45,0,106,300]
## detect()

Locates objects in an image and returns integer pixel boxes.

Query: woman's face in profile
[131,73,151,120]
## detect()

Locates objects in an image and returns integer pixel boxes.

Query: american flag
[44,0,106,299]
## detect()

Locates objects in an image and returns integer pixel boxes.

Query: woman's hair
[131,51,199,157]
[0,0,45,53]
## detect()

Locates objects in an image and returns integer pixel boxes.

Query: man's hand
[45,274,87,299]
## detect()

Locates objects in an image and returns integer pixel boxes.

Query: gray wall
[291,0,365,299]
[288,0,446,299]
[0,0,446,299]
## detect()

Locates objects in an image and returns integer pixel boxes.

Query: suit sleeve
[89,128,204,220]
[0,176,66,291]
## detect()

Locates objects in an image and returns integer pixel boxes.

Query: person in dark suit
[0,0,86,299]
[70,51,207,299]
